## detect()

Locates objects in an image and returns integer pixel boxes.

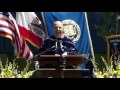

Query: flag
[0,12,33,59]
[16,12,45,49]
[42,12,94,59]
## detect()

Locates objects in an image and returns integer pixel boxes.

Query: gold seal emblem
[62,19,81,43]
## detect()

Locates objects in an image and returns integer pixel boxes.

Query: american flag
[0,12,33,59]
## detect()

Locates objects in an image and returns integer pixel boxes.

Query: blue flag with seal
[42,12,94,77]
[42,12,94,59]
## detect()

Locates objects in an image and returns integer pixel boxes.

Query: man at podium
[39,21,78,56]
[36,21,91,78]
[38,21,78,69]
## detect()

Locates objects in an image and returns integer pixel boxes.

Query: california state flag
[16,12,45,48]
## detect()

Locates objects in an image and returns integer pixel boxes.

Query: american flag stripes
[0,12,33,59]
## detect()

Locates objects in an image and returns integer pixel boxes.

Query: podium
[36,55,89,78]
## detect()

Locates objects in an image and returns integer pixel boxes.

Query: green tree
[95,12,120,40]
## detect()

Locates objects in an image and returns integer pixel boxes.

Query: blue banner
[43,12,94,59]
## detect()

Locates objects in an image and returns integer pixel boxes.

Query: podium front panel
[39,68,89,78]
[38,55,86,67]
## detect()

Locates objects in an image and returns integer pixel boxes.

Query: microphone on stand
[55,39,65,55]
[45,38,65,52]
[34,46,56,59]
[59,40,64,51]
[55,40,57,50]
[59,40,68,56]
[45,37,55,41]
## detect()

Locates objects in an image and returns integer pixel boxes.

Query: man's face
[53,21,64,38]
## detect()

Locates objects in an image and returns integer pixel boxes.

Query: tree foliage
[94,12,119,40]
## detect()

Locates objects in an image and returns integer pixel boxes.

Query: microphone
[45,37,55,41]
[55,40,57,50]
[59,40,63,49]
[44,38,67,55]
[34,46,56,59]
[55,39,66,55]
[55,40,63,55]
[59,40,66,52]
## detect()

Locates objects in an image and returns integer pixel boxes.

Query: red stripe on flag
[18,25,43,48]
[0,24,19,37]
[20,38,25,57]
[0,17,14,27]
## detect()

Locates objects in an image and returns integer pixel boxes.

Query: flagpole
[84,12,95,59]
[41,12,49,38]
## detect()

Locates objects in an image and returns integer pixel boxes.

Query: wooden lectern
[36,55,89,78]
